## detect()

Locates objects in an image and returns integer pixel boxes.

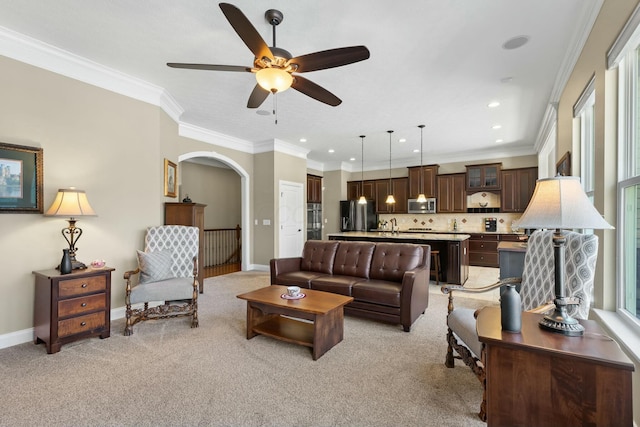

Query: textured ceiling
[0,0,601,171]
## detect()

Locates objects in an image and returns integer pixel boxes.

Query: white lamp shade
[255,68,293,93]
[385,194,396,204]
[44,188,97,217]
[517,176,612,230]
[416,193,427,203]
[358,196,367,205]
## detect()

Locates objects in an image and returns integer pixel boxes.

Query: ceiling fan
[167,3,370,108]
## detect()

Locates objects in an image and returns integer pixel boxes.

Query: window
[615,37,640,324]
[576,88,595,203]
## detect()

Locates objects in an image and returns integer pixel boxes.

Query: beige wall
[181,162,241,229]
[0,55,270,336]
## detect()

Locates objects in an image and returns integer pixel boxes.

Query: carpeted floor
[0,271,493,427]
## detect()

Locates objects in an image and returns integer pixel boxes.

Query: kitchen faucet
[390,218,398,233]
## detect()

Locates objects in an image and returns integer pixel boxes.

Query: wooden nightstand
[33,267,114,354]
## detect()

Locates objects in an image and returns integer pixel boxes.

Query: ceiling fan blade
[291,75,341,106]
[167,63,251,72]
[289,46,370,73]
[219,3,274,62]
[247,84,270,108]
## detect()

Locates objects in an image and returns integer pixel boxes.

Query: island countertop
[327,231,471,241]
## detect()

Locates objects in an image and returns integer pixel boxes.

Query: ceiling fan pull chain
[273,93,278,125]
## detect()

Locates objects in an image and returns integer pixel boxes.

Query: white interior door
[279,181,304,258]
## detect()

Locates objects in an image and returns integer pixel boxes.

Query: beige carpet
[0,271,491,427]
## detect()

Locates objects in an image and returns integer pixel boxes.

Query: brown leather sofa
[270,240,431,332]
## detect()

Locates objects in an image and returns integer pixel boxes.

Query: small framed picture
[164,159,177,197]
[0,142,44,213]
[556,151,571,176]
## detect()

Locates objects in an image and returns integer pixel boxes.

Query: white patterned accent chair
[124,225,200,336]
[441,229,599,421]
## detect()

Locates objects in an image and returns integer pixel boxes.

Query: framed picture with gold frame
[164,159,177,197]
[0,142,44,213]
[556,151,571,176]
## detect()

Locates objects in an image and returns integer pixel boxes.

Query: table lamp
[44,188,97,270]
[516,176,613,336]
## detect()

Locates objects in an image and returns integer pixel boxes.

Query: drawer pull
[81,283,88,288]
[81,303,87,307]
[80,322,87,326]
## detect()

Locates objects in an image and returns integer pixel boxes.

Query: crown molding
[253,139,310,159]
[306,159,324,172]
[178,122,254,153]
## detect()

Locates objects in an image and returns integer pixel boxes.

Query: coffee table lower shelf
[251,316,314,348]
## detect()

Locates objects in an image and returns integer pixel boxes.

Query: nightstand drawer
[58,312,105,338]
[58,293,106,317]
[59,275,106,297]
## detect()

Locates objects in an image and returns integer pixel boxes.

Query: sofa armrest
[269,257,302,284]
[399,245,431,331]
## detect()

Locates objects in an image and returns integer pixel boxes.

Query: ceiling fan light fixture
[256,68,293,93]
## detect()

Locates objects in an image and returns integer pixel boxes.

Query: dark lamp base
[539,312,585,336]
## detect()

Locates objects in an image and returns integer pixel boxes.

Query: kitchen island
[327,231,469,285]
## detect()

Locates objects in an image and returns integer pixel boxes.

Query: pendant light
[385,130,396,204]
[358,135,367,205]
[416,124,427,203]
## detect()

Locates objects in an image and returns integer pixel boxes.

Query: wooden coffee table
[236,285,353,360]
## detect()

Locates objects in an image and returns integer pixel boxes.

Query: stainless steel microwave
[408,198,436,214]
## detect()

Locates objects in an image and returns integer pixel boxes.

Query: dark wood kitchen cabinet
[347,180,375,201]
[466,163,502,192]
[375,178,408,214]
[437,173,467,213]
[500,167,538,213]
[408,165,438,199]
[307,174,322,203]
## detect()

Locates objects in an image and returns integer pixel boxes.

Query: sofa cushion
[369,243,424,283]
[310,275,366,296]
[351,279,403,307]
[332,241,376,278]
[300,241,340,274]
[274,271,326,288]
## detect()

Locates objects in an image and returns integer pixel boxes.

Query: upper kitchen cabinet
[501,167,538,213]
[307,174,322,203]
[408,165,438,199]
[347,180,375,201]
[437,173,467,213]
[466,163,502,192]
[375,178,408,214]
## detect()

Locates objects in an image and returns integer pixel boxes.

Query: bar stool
[430,250,442,286]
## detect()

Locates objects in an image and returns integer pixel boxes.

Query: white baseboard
[0,306,129,350]
[249,264,269,271]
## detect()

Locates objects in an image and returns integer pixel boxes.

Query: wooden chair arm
[124,268,140,281]
[527,302,554,314]
[441,277,522,314]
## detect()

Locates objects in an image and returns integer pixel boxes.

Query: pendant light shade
[358,135,367,205]
[416,124,427,203]
[386,130,396,204]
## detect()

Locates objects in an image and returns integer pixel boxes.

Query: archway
[178,151,250,271]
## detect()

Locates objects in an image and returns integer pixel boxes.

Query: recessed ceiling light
[349,157,356,161]
[496,139,504,143]
[492,125,502,130]
[256,110,271,116]
[502,35,530,50]
[488,101,500,108]
[412,149,419,153]
[399,138,406,143]
[299,138,307,143]
[328,149,335,153]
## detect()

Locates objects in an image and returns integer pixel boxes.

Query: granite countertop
[327,231,471,241]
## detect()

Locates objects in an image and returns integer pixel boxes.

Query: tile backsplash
[378,212,523,234]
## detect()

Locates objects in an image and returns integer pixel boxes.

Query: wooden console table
[477,307,634,426]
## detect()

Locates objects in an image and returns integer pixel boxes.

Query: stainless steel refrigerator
[307,203,322,240]
[340,200,377,232]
